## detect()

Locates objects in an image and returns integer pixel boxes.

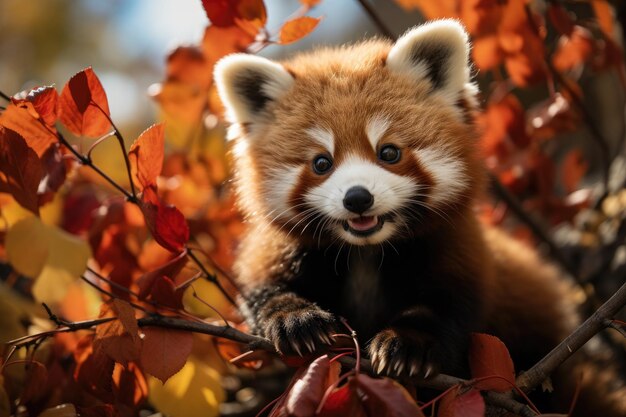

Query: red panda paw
[261,306,337,357]
[368,328,442,379]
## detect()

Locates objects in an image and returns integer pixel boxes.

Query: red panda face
[216,20,484,246]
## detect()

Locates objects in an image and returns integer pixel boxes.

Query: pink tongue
[348,216,378,231]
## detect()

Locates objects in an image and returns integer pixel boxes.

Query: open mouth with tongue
[343,215,384,236]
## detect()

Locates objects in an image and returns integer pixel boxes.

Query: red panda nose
[343,186,374,214]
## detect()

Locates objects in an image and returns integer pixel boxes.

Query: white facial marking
[306,127,334,155]
[414,148,467,207]
[304,156,417,245]
[366,116,391,151]
[265,165,302,219]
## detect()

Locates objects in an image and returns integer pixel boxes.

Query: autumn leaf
[437,387,485,417]
[0,127,44,214]
[140,328,193,383]
[235,0,267,30]
[20,361,48,404]
[561,149,588,194]
[318,382,366,417]
[393,0,457,20]
[6,216,92,304]
[137,251,188,299]
[0,95,58,156]
[39,143,69,206]
[59,67,112,137]
[552,26,594,72]
[74,335,116,399]
[140,187,190,253]
[278,16,322,45]
[300,0,321,6]
[129,123,166,190]
[355,374,426,417]
[148,275,185,309]
[95,299,141,366]
[112,362,148,408]
[201,0,238,27]
[148,356,224,417]
[469,333,515,392]
[284,355,334,417]
[11,85,60,127]
[592,0,614,39]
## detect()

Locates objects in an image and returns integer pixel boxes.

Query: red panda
[215,20,625,416]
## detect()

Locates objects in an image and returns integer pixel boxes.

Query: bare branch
[516,281,626,392]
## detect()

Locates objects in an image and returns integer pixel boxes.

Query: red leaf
[112,362,148,408]
[201,0,236,27]
[236,0,267,29]
[285,355,333,417]
[278,16,322,45]
[592,0,614,38]
[95,300,141,366]
[547,4,574,36]
[20,361,48,404]
[140,187,189,253]
[136,251,188,299]
[59,67,112,137]
[437,387,485,417]
[0,127,44,214]
[140,328,193,383]
[128,123,165,190]
[11,85,60,126]
[561,149,588,194]
[318,382,367,417]
[74,335,116,400]
[149,275,185,309]
[469,333,515,392]
[38,143,69,206]
[354,374,426,417]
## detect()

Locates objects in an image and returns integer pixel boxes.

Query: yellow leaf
[6,217,91,304]
[148,356,225,417]
[6,216,49,277]
[182,278,229,319]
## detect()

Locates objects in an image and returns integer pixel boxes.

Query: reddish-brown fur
[225,37,625,416]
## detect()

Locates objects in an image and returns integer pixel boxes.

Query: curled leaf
[129,123,166,190]
[140,187,190,253]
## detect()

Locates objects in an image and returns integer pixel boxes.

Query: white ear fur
[387,20,471,103]
[214,54,294,124]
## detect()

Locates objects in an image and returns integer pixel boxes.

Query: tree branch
[516,280,626,392]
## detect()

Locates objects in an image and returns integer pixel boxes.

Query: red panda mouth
[344,216,384,236]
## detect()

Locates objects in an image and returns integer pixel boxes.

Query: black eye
[313,155,333,174]
[379,144,401,163]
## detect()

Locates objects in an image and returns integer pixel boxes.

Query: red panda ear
[386,20,472,105]
[214,54,294,125]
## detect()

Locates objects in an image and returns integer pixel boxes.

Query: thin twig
[516,280,626,392]
[0,90,11,101]
[187,248,237,307]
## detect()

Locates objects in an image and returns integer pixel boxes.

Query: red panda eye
[313,155,333,174]
[379,144,401,163]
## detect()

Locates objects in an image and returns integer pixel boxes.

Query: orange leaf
[393,0,457,20]
[140,328,193,383]
[140,187,190,253]
[301,0,321,6]
[74,335,116,400]
[129,123,165,190]
[437,387,485,417]
[0,101,57,157]
[561,149,588,194]
[552,26,594,72]
[202,0,237,27]
[469,333,515,392]
[472,35,503,70]
[59,67,112,138]
[136,251,188,299]
[278,16,322,45]
[592,0,614,38]
[11,85,60,127]
[0,127,44,214]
